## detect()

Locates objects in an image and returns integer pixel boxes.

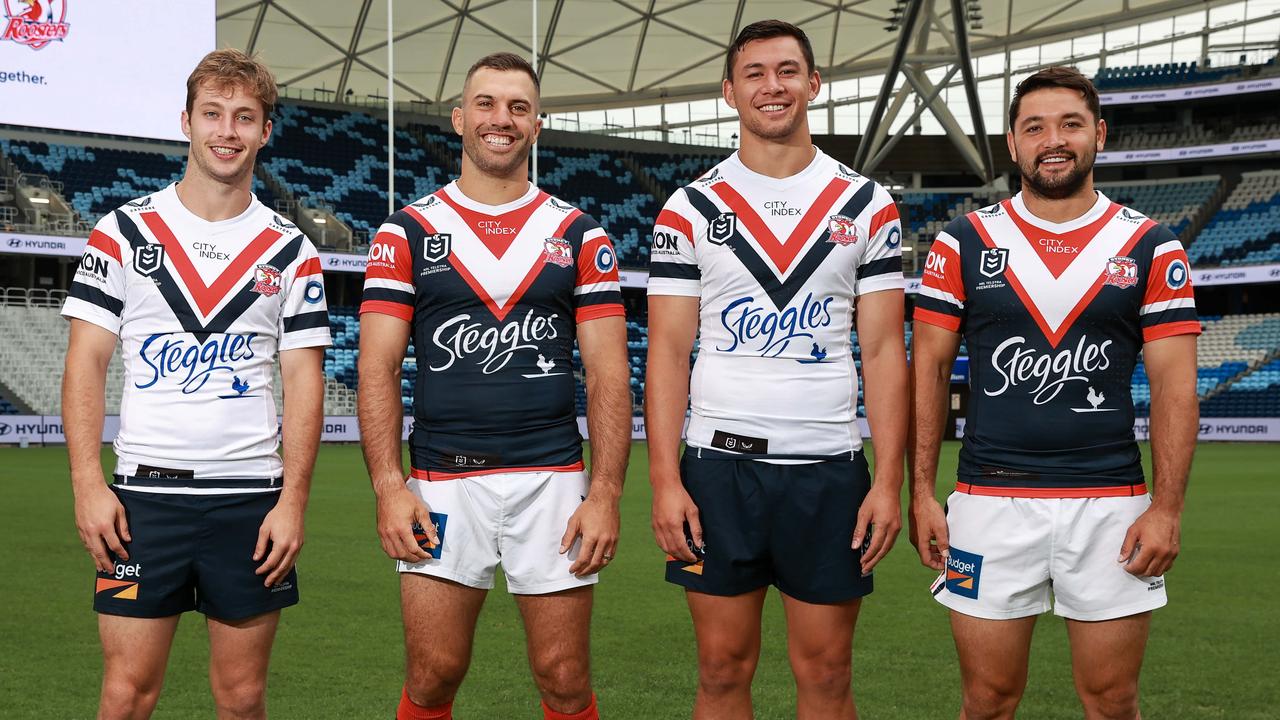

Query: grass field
[2,441,1277,719]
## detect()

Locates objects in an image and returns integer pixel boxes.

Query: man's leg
[515,586,597,717]
[951,612,1038,720]
[780,594,861,720]
[206,611,281,720]
[400,573,488,716]
[1066,613,1150,720]
[687,588,767,720]
[98,614,181,720]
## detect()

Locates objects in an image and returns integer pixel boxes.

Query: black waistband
[687,447,864,462]
[113,475,281,489]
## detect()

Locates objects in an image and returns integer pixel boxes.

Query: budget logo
[944,547,982,599]
[96,561,142,600]
[2,0,69,50]
[413,513,448,559]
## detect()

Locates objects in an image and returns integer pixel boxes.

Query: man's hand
[852,483,902,574]
[375,483,434,563]
[1118,506,1181,577]
[254,498,305,587]
[651,480,702,563]
[909,496,950,571]
[561,494,620,577]
[74,483,130,573]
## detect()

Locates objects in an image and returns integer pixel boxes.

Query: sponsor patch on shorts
[945,547,983,599]
[413,512,449,559]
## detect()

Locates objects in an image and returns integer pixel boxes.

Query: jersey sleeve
[912,220,968,333]
[646,189,702,297]
[569,214,625,323]
[61,215,127,335]
[278,237,332,351]
[853,183,905,296]
[359,214,415,322]
[1140,227,1199,342]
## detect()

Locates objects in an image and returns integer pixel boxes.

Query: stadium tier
[1188,170,1280,266]
[1092,55,1279,91]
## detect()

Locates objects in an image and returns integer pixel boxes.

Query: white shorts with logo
[397,470,597,594]
[931,492,1167,621]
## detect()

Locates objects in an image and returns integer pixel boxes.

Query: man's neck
[174,170,252,223]
[455,161,529,207]
[1021,181,1098,224]
[736,133,816,179]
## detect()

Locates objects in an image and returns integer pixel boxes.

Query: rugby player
[645,20,908,720]
[62,49,330,719]
[357,52,631,720]
[911,66,1199,720]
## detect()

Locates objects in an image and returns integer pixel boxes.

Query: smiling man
[645,20,908,720]
[357,52,630,720]
[61,49,330,719]
[911,67,1199,720]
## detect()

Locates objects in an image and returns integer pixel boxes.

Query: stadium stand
[1093,55,1279,91]
[1187,170,1280,266]
[1095,176,1221,240]
[1107,119,1280,151]
[0,396,16,415]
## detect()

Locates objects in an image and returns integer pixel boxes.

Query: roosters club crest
[2,0,70,50]
[827,215,860,246]
[1103,256,1139,289]
[542,237,574,268]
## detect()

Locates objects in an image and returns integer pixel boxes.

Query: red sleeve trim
[868,203,901,238]
[575,304,626,324]
[956,482,1147,498]
[1143,320,1202,343]
[295,256,323,278]
[88,230,122,264]
[913,307,962,332]
[656,209,694,244]
[359,300,413,321]
[412,461,585,481]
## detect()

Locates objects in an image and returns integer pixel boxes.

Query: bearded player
[911,67,1199,719]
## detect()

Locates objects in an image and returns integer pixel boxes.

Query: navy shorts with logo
[665,448,874,604]
[93,485,298,620]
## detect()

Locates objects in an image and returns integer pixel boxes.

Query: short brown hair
[464,52,540,94]
[1009,66,1100,129]
[186,49,277,120]
[725,20,816,82]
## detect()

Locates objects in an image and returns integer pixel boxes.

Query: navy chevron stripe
[683,180,877,310]
[115,211,303,342]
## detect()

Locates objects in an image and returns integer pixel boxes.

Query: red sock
[397,687,452,720]
[542,693,599,720]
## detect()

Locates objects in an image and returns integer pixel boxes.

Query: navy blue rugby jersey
[914,192,1200,496]
[360,182,624,479]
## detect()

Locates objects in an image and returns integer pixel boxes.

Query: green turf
[2,442,1277,718]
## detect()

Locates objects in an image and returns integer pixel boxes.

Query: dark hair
[464,52,540,94]
[186,48,277,120]
[725,20,816,82]
[1008,66,1101,129]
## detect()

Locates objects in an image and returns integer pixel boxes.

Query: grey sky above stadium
[217,0,1225,112]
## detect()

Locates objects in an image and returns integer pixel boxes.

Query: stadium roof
[217,0,1215,113]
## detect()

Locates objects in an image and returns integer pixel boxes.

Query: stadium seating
[899,189,1006,249]
[1095,176,1220,239]
[1107,119,1279,151]
[1188,170,1280,266]
[0,395,18,415]
[1093,55,1279,91]
[0,138,281,225]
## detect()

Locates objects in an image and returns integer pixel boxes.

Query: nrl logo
[708,212,736,245]
[423,233,451,263]
[133,244,165,277]
[979,247,1008,278]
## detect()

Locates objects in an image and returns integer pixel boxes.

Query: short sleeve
[278,237,332,351]
[569,214,624,323]
[646,189,702,298]
[359,215,415,322]
[912,221,967,333]
[1140,228,1199,342]
[853,184,905,297]
[61,216,127,335]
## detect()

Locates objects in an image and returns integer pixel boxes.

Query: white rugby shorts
[931,492,1168,621]
[397,470,598,594]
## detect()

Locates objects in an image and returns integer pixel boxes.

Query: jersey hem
[410,461,585,481]
[1142,320,1202,342]
[359,300,413,321]
[913,307,961,332]
[955,481,1148,498]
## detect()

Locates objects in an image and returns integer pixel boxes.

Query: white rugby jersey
[61,183,332,492]
[648,149,904,456]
